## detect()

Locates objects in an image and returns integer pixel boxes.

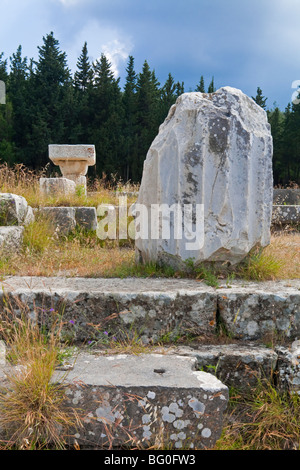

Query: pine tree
[74,42,93,91]
[175,81,184,97]
[195,75,205,92]
[8,46,29,161]
[0,53,15,164]
[122,55,137,181]
[159,73,177,122]
[134,60,161,181]
[0,52,8,82]
[252,87,267,109]
[268,106,284,185]
[73,42,94,143]
[26,32,73,168]
[208,77,216,93]
[89,53,123,177]
[281,102,300,184]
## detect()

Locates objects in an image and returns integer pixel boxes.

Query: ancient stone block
[56,353,229,449]
[0,193,34,226]
[276,340,300,393]
[135,87,273,268]
[75,207,97,231]
[38,207,76,235]
[218,287,300,340]
[272,205,300,226]
[273,189,300,205]
[39,177,76,196]
[0,226,24,253]
[173,344,278,389]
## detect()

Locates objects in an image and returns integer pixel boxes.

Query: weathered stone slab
[273,189,300,205]
[39,177,76,196]
[218,287,300,340]
[0,193,34,226]
[75,207,97,231]
[35,207,98,235]
[0,284,217,344]
[37,207,76,236]
[55,353,228,449]
[0,227,24,253]
[170,344,278,389]
[0,277,298,343]
[276,340,300,393]
[272,205,300,226]
[136,87,273,269]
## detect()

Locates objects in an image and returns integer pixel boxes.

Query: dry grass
[215,380,300,450]
[0,161,298,280]
[238,232,300,281]
[0,299,82,449]
[264,232,300,279]
[0,161,138,208]
[0,230,298,280]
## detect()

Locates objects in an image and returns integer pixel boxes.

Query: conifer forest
[0,32,299,186]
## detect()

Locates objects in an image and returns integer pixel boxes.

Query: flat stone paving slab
[54,353,229,449]
[0,277,299,342]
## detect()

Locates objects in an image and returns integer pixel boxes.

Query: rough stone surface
[75,207,97,231]
[273,189,300,205]
[35,206,97,235]
[272,205,300,226]
[37,207,76,236]
[276,340,300,393]
[0,277,298,342]
[39,177,76,196]
[135,87,273,268]
[0,193,34,226]
[54,353,229,449]
[170,344,278,389]
[218,286,300,340]
[0,226,24,253]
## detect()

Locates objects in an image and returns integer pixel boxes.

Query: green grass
[238,247,285,281]
[215,380,300,450]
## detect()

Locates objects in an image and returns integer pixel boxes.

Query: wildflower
[69,320,75,325]
[104,331,108,335]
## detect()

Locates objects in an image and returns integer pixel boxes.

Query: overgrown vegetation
[0,173,298,280]
[215,380,300,450]
[0,299,82,450]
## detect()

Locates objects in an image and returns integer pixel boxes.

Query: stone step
[55,352,229,449]
[0,348,228,449]
[0,277,299,343]
[1,341,299,449]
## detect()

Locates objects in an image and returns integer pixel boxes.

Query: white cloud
[101,39,132,77]
[65,18,133,77]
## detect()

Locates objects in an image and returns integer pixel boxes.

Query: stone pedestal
[48,144,96,193]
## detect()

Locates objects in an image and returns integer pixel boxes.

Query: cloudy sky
[1,0,300,109]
